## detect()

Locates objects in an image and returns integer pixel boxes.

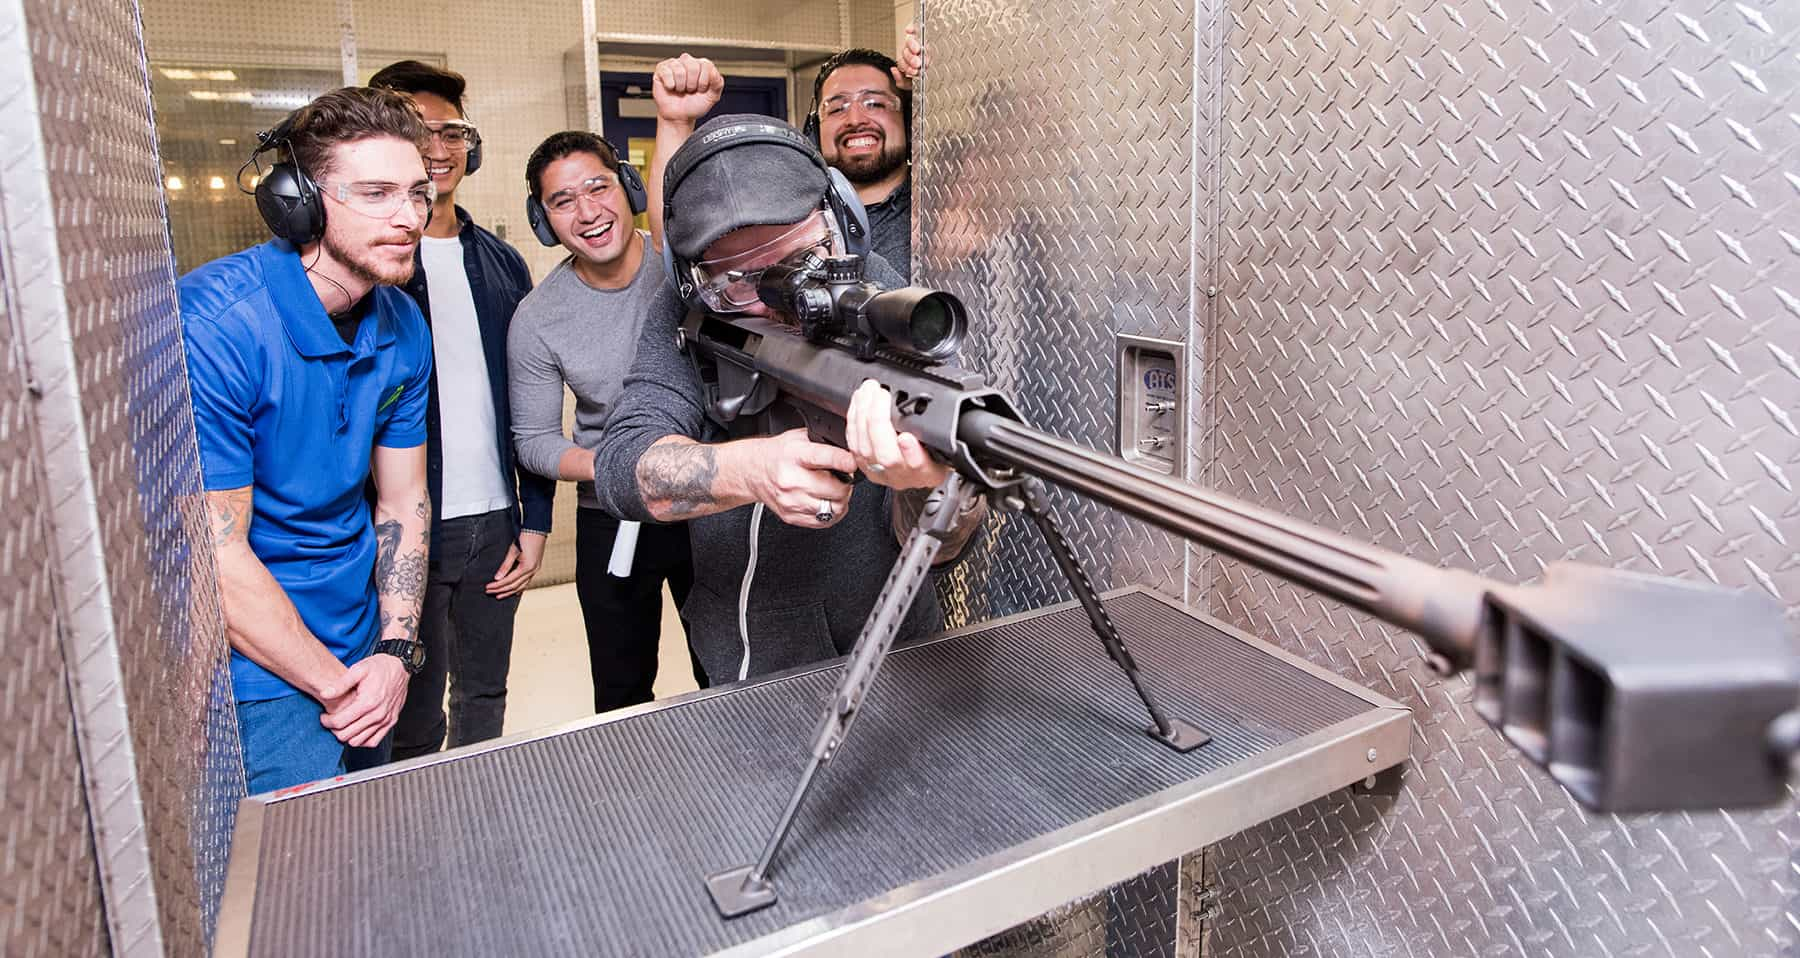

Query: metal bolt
[1365,748,1377,763]
[1362,775,1377,789]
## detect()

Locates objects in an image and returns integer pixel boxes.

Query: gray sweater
[507,240,662,509]
[593,252,943,682]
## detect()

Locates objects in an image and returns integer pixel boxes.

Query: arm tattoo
[374,518,427,605]
[637,443,720,517]
[206,488,253,547]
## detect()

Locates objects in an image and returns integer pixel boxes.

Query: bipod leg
[1015,478,1211,752]
[706,473,981,918]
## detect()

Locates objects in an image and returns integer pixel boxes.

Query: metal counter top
[216,588,1409,957]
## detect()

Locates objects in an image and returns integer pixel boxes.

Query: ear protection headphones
[247,102,442,245]
[525,134,647,247]
[462,126,484,176]
[659,119,869,307]
[801,51,913,148]
[248,111,327,246]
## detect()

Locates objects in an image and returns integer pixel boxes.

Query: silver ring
[867,463,886,475]
[815,501,834,524]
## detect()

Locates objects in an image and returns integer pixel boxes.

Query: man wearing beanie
[591,114,984,684]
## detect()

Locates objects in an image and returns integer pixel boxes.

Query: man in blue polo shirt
[182,86,436,794]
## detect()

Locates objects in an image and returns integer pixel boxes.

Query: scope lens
[865,288,966,362]
[910,297,952,347]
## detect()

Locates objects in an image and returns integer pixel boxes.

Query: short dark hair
[525,131,622,198]
[368,60,468,116]
[810,48,912,130]
[285,86,429,180]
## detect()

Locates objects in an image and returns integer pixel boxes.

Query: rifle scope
[757,253,967,363]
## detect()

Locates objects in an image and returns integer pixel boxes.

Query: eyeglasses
[820,90,902,120]
[542,175,620,215]
[423,120,480,152]
[317,179,437,220]
[694,212,835,312]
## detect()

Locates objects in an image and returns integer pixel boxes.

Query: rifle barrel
[959,410,1486,668]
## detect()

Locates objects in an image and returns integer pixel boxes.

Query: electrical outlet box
[1117,334,1184,475]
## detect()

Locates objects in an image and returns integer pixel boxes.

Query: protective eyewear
[317,179,436,220]
[423,120,481,152]
[694,212,836,312]
[820,90,903,119]
[542,175,620,215]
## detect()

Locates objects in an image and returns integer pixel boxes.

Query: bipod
[705,471,981,918]
[1009,478,1211,752]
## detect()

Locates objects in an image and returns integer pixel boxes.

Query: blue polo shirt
[180,239,433,703]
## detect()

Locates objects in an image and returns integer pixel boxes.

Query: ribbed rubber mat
[244,592,1374,956]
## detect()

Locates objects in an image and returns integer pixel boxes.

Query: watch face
[407,642,425,669]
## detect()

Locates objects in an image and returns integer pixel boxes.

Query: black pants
[575,508,703,712]
[392,508,521,760]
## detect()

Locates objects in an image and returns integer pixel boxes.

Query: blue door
[601,71,787,161]
[600,72,787,229]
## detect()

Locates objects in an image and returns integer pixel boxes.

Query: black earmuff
[463,132,483,176]
[250,112,326,246]
[525,134,646,248]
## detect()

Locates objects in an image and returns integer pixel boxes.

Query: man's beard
[831,134,909,186]
[324,229,415,287]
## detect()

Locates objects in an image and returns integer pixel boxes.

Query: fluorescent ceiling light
[160,68,237,81]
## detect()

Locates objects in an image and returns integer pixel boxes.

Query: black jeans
[392,508,522,760]
[575,508,702,712]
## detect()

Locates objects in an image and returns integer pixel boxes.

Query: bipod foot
[1149,717,1211,752]
[706,865,778,918]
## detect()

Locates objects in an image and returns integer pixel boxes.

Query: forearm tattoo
[374,500,428,640]
[637,443,720,517]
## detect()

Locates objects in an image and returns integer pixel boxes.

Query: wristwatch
[372,638,426,675]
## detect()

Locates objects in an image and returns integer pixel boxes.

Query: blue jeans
[236,692,390,794]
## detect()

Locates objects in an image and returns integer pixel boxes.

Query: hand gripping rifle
[679,251,1800,918]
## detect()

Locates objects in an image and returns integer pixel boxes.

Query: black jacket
[402,206,555,548]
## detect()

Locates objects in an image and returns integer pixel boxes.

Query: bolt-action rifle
[678,251,1799,918]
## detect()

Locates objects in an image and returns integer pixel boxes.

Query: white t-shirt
[420,235,512,520]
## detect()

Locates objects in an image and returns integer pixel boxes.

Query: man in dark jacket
[593,115,983,684]
[371,61,555,758]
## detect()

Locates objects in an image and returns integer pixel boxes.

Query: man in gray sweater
[507,131,701,711]
[593,114,983,683]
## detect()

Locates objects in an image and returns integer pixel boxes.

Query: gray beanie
[663,114,828,260]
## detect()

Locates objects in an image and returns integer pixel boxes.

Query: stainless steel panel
[917,0,1197,619]
[916,1,1204,952]
[7,0,243,951]
[0,43,110,956]
[217,589,1407,958]
[1206,0,1800,953]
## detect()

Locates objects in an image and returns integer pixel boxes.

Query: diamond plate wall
[5,0,243,951]
[915,1,1200,953]
[1204,0,1800,955]
[917,0,1197,623]
[0,136,111,958]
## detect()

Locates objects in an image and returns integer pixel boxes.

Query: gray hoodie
[593,254,942,682]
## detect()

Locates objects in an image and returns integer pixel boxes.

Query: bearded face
[817,64,909,187]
